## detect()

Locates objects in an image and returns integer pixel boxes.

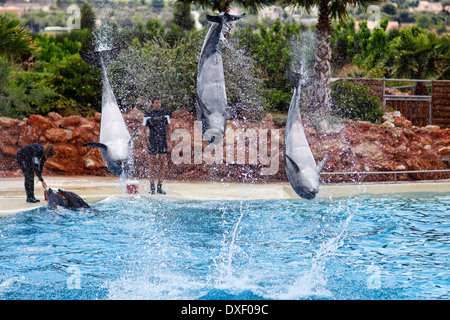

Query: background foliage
[0,1,448,123]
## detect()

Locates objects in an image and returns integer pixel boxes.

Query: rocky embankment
[0,109,449,183]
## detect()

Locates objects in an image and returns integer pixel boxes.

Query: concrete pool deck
[1,176,449,217]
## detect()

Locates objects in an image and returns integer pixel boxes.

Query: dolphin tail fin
[287,69,317,88]
[224,12,246,22]
[316,154,329,173]
[206,14,222,23]
[79,47,122,69]
[83,142,108,150]
[286,69,301,88]
[206,12,246,24]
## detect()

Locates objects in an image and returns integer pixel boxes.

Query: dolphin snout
[204,128,224,145]
[304,192,317,200]
[301,187,319,200]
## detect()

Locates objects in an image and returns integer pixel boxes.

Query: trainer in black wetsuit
[143,97,170,195]
[144,109,170,155]
[16,144,55,203]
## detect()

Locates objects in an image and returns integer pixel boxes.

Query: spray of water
[277,206,354,299]
[290,30,316,79]
[209,190,255,293]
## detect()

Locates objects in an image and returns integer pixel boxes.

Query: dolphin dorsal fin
[316,154,329,173]
[285,154,301,173]
[83,142,108,150]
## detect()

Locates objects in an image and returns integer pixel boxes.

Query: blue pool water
[0,192,448,300]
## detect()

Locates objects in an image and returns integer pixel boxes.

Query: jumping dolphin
[284,69,328,200]
[196,12,245,145]
[80,48,133,176]
[45,188,90,209]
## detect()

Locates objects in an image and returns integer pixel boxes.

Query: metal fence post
[430,78,433,125]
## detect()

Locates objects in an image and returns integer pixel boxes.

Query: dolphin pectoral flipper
[196,93,211,116]
[316,154,329,173]
[285,154,301,173]
[83,142,108,150]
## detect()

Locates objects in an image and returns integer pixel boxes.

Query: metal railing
[320,169,450,183]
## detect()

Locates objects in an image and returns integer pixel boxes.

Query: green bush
[331,81,383,123]
[0,68,57,118]
[46,55,102,114]
[33,34,82,71]
[233,19,305,112]
[0,55,11,115]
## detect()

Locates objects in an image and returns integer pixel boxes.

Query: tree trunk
[306,0,332,115]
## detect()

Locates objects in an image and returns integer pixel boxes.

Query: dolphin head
[292,168,320,200]
[45,188,68,208]
[106,158,132,177]
[285,155,322,200]
[99,142,133,177]
[295,169,319,200]
[202,111,225,145]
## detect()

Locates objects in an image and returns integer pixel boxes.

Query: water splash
[290,30,316,77]
[277,206,354,299]
[93,23,117,52]
[217,199,244,283]
[223,36,265,121]
[208,190,256,294]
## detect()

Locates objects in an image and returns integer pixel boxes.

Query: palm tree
[175,0,274,13]
[0,15,35,61]
[280,0,379,115]
[382,26,449,94]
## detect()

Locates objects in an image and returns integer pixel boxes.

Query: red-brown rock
[0,109,449,182]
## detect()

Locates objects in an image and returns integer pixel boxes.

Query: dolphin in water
[196,11,245,145]
[284,69,328,200]
[80,48,133,176]
[45,188,90,209]
[45,188,66,209]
